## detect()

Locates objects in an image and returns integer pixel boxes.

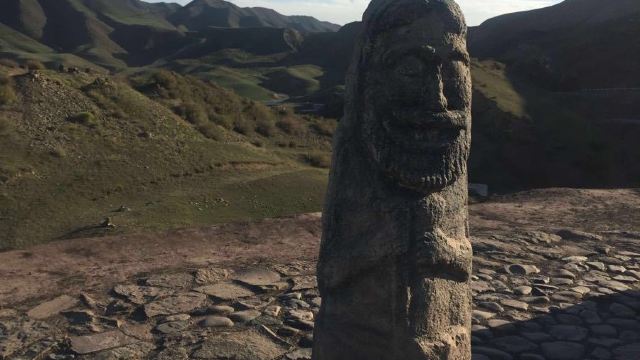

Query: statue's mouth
[382,110,468,150]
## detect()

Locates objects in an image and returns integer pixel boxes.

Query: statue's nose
[423,66,448,112]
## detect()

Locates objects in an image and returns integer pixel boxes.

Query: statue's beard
[362,109,470,192]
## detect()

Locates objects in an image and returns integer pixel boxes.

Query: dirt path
[1,188,639,308]
[0,214,322,307]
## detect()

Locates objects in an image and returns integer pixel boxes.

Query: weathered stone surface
[62,310,95,324]
[113,285,172,305]
[70,331,138,354]
[146,272,194,289]
[233,268,282,287]
[596,279,631,292]
[562,256,588,263]
[92,342,155,360]
[144,292,206,317]
[472,281,494,293]
[613,343,640,359]
[287,348,313,360]
[27,295,79,319]
[155,321,190,335]
[229,310,261,323]
[501,299,529,311]
[200,316,234,328]
[194,268,231,285]
[553,270,576,279]
[505,264,540,276]
[156,346,190,360]
[557,229,603,241]
[192,330,287,360]
[0,309,18,318]
[541,342,585,360]
[287,309,314,322]
[313,0,473,358]
[591,348,612,360]
[264,305,282,317]
[492,336,538,353]
[610,303,635,317]
[473,346,514,360]
[195,283,255,300]
[291,276,318,291]
[549,325,588,341]
[473,310,496,322]
[120,323,153,342]
[514,286,533,296]
[587,262,607,271]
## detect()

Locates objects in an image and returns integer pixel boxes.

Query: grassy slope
[471,59,528,119]
[0,23,105,71]
[0,69,331,249]
[83,0,177,30]
[0,23,51,54]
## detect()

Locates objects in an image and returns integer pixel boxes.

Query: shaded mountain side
[289,22,362,89]
[168,0,339,33]
[470,60,640,190]
[0,0,47,40]
[469,0,640,90]
[82,0,179,30]
[109,25,193,66]
[171,27,303,60]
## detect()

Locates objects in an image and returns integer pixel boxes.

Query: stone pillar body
[313,0,473,359]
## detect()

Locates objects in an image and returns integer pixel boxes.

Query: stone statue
[313,0,473,359]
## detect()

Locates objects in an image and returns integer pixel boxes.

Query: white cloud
[146,0,562,26]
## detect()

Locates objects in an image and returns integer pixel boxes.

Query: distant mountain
[0,0,339,69]
[469,0,640,90]
[169,0,340,33]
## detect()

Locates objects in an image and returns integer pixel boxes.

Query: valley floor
[1,188,640,359]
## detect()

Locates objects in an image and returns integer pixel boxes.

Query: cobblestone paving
[2,229,640,360]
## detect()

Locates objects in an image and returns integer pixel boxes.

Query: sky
[147,0,563,26]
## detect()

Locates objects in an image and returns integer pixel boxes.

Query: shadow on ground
[472,290,640,360]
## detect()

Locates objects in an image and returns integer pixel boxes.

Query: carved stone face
[361,1,472,192]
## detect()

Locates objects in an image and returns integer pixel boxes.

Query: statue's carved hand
[415,229,472,282]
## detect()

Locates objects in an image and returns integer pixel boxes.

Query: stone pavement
[1,229,640,360]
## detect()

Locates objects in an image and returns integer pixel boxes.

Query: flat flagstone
[144,292,206,317]
[233,268,282,287]
[27,295,79,320]
[70,331,138,355]
[192,330,287,360]
[195,282,255,300]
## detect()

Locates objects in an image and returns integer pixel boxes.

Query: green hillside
[0,67,333,249]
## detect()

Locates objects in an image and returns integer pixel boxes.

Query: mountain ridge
[0,0,339,69]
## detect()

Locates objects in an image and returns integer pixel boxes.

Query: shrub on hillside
[197,123,224,141]
[49,144,67,158]
[0,59,19,68]
[151,70,177,90]
[25,59,45,71]
[276,117,305,135]
[68,112,97,128]
[311,119,338,137]
[243,101,274,123]
[0,117,11,134]
[179,102,208,125]
[233,118,254,135]
[0,74,16,106]
[210,113,234,129]
[256,119,276,138]
[303,153,331,168]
